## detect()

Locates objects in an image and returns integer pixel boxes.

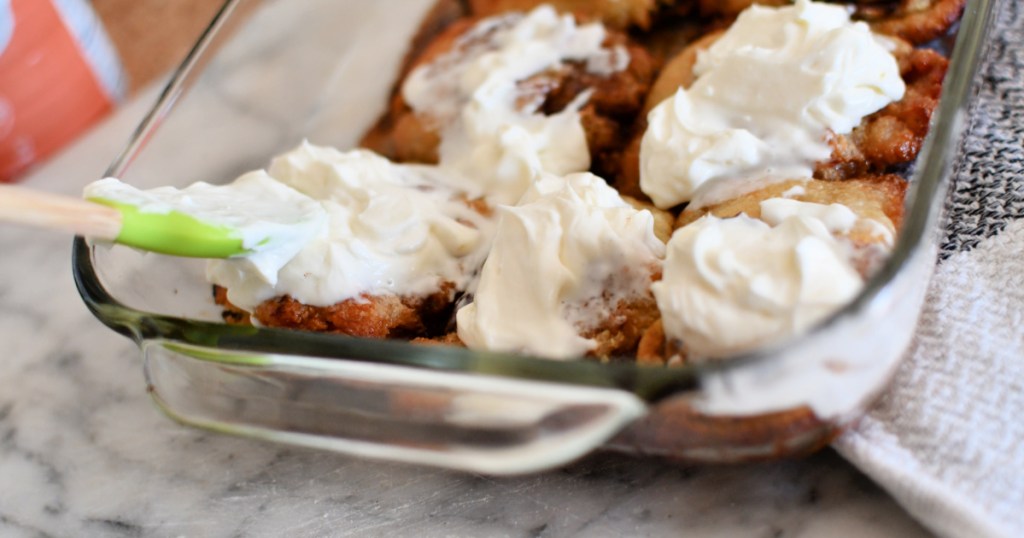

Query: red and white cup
[0,0,125,182]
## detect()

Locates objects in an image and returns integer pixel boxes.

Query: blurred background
[0,0,225,182]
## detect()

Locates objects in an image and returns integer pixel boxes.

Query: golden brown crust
[635,320,690,366]
[214,284,456,339]
[466,0,662,29]
[865,0,967,45]
[582,295,662,359]
[636,319,667,365]
[675,174,908,244]
[411,332,465,347]
[817,45,949,180]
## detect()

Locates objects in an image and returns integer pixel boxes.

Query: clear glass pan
[73,0,998,473]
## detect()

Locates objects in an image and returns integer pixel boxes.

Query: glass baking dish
[73,0,997,474]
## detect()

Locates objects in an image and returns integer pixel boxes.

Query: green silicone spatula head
[88,197,253,258]
[1,174,325,284]
[81,173,327,264]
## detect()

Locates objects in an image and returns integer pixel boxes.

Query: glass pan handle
[143,341,647,474]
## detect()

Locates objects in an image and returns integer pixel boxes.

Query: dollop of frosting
[760,197,858,233]
[456,173,664,359]
[761,197,896,245]
[653,201,867,358]
[207,142,488,311]
[84,173,327,282]
[402,5,628,204]
[639,0,905,208]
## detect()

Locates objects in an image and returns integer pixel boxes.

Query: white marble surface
[0,3,936,535]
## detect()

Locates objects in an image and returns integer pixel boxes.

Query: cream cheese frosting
[207,142,489,312]
[83,173,327,283]
[760,197,895,245]
[456,173,664,359]
[652,199,876,359]
[402,5,629,205]
[639,0,906,209]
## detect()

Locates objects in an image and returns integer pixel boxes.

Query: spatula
[0,176,326,259]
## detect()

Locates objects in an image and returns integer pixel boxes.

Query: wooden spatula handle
[0,185,122,240]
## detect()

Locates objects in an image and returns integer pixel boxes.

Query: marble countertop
[0,6,935,537]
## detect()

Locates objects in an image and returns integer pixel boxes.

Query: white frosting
[456,173,664,359]
[857,218,896,245]
[653,208,865,358]
[207,142,489,311]
[760,198,859,233]
[83,174,327,282]
[402,6,628,205]
[781,185,807,198]
[761,197,896,245]
[639,0,906,208]
[695,230,934,419]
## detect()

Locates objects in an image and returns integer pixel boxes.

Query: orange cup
[0,0,125,182]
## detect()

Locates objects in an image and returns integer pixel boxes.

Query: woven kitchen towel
[834,1,1024,536]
